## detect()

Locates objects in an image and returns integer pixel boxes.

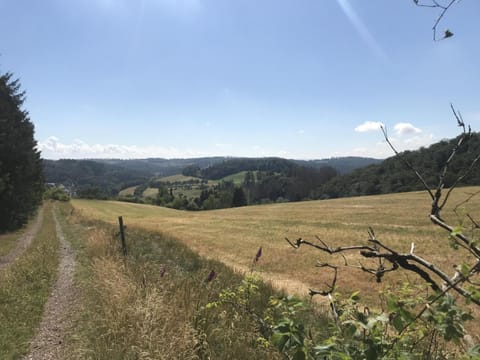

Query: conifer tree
[0,71,43,232]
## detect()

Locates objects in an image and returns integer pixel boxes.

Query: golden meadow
[72,186,480,302]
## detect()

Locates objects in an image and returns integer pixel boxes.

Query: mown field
[73,186,480,303]
[118,174,219,200]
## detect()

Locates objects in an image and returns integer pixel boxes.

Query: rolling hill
[318,132,480,199]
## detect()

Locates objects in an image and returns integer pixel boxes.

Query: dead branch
[414,0,461,41]
[430,214,480,258]
[285,236,376,253]
[380,125,434,201]
[309,263,338,297]
[309,263,339,323]
[290,106,480,309]
[466,214,480,229]
[454,189,480,215]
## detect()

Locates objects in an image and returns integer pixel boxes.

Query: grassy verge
[0,202,60,358]
[0,210,41,257]
[58,202,327,359]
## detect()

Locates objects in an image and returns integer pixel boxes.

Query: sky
[1,0,479,160]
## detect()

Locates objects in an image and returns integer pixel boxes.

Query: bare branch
[453,189,480,215]
[285,236,376,253]
[430,214,480,258]
[414,0,461,41]
[309,264,339,322]
[380,125,434,200]
[439,153,480,212]
[360,241,480,305]
[466,214,480,229]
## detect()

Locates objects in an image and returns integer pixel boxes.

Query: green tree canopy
[0,71,43,232]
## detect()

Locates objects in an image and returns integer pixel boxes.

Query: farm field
[157,174,203,183]
[220,170,250,184]
[118,185,137,196]
[72,186,480,302]
[142,187,158,198]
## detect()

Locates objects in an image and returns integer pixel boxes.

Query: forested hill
[183,156,380,180]
[318,133,480,199]
[43,159,151,197]
[295,156,382,175]
[95,157,227,176]
[43,156,380,195]
[43,157,229,197]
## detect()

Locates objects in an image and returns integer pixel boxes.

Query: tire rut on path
[0,207,44,270]
[24,207,78,360]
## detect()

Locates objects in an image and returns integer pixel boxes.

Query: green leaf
[350,291,361,301]
[467,344,480,356]
[292,349,307,360]
[271,333,289,351]
[459,263,471,278]
[450,226,463,237]
[392,315,405,332]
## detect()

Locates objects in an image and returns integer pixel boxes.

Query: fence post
[118,216,127,256]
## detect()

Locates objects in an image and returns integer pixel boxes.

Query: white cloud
[354,121,384,133]
[334,132,436,159]
[38,136,207,159]
[393,122,422,136]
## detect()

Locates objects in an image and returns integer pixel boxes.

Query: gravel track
[24,207,78,360]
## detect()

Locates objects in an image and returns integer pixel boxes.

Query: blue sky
[1,0,479,160]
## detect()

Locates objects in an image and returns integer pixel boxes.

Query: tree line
[317,133,480,199]
[0,72,43,232]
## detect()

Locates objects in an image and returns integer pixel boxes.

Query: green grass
[220,170,250,185]
[57,202,288,359]
[0,230,24,257]
[0,212,40,257]
[0,203,60,359]
[158,174,202,183]
[72,186,480,304]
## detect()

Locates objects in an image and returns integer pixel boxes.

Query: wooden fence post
[118,216,127,256]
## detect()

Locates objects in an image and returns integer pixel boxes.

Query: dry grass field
[142,187,158,198]
[118,185,137,196]
[72,186,480,303]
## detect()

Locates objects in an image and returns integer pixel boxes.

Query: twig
[380,125,434,201]
[414,0,460,41]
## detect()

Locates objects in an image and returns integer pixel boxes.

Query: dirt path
[0,207,44,270]
[24,208,78,360]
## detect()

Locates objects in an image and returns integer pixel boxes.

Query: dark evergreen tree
[232,187,247,207]
[0,72,43,232]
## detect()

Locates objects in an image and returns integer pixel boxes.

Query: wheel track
[24,207,78,360]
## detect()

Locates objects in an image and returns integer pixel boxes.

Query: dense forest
[43,159,151,199]
[183,157,381,179]
[318,132,480,199]
[0,72,44,232]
